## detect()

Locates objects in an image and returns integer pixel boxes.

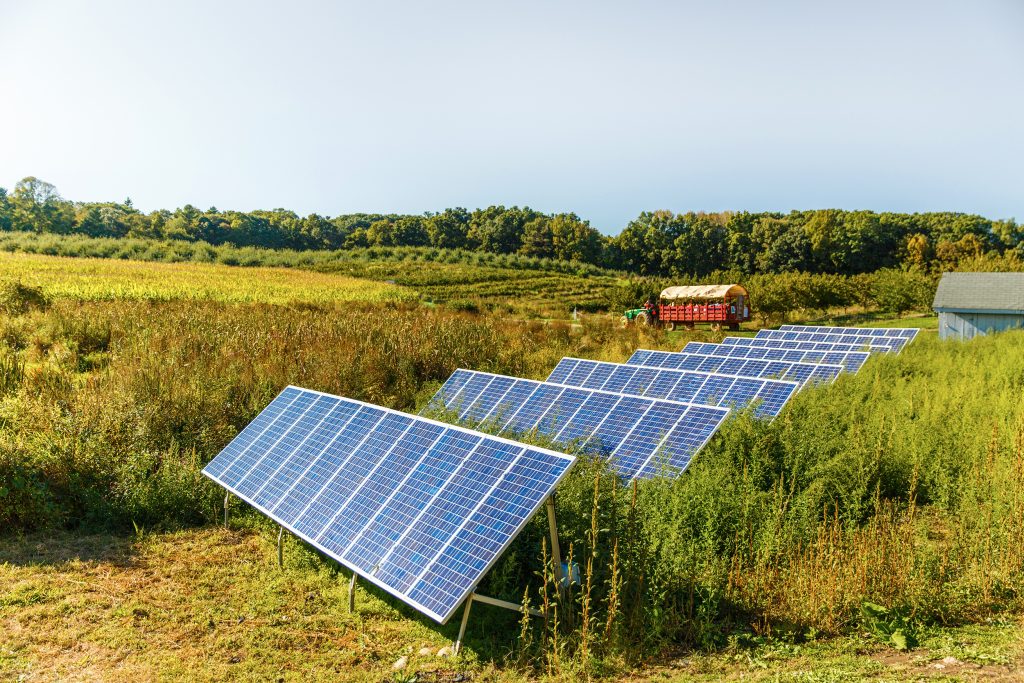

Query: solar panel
[429,369,729,480]
[626,349,843,386]
[682,341,869,373]
[545,358,799,418]
[202,385,575,624]
[723,336,883,354]
[755,329,907,353]
[780,325,920,341]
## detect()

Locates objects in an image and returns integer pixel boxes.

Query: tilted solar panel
[723,336,883,355]
[682,341,869,373]
[755,329,907,353]
[429,369,729,481]
[545,358,799,418]
[203,386,575,624]
[626,349,843,386]
[780,325,920,341]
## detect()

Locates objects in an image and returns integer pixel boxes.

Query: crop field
[0,252,418,307]
[0,254,1023,682]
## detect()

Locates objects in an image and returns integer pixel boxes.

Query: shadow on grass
[0,530,139,567]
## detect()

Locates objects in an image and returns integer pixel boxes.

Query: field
[1,252,1023,681]
[0,252,418,306]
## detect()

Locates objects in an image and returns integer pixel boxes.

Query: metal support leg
[545,496,564,588]
[454,595,473,654]
[223,492,230,528]
[277,526,284,568]
[348,573,357,613]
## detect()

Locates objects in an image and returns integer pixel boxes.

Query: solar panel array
[755,329,908,353]
[682,341,869,373]
[429,368,729,480]
[203,386,575,624]
[781,325,920,341]
[626,349,843,387]
[723,335,881,354]
[544,358,798,418]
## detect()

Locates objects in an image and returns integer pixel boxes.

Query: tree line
[2,176,1020,276]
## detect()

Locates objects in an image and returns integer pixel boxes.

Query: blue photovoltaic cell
[722,335,884,355]
[547,358,799,418]
[428,369,730,480]
[625,349,842,387]
[780,325,919,341]
[202,386,575,625]
[682,341,869,373]
[755,329,907,353]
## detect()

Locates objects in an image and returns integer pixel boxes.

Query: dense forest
[2,176,1020,276]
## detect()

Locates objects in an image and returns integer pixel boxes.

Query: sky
[0,0,1021,233]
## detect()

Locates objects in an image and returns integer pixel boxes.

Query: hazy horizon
[2,0,1022,233]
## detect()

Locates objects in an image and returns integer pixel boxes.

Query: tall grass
[0,286,1021,674]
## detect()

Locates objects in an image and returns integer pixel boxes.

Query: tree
[10,177,74,233]
[425,208,470,249]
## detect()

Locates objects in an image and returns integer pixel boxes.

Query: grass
[0,252,418,306]
[0,246,1021,679]
[2,526,1021,682]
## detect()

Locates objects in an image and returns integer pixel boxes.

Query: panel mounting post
[277,525,284,568]
[223,492,230,528]
[545,495,564,589]
[348,573,357,613]
[454,594,474,654]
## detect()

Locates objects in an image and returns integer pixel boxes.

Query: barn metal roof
[660,284,748,300]
[932,272,1024,313]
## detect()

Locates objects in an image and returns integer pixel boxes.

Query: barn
[932,272,1024,340]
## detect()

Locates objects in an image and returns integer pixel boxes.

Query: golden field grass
[2,526,1021,682]
[0,252,418,306]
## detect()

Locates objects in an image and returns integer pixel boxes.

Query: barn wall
[938,311,1024,340]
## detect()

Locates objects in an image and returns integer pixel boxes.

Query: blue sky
[1,0,1021,233]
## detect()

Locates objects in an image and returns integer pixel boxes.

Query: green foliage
[860,602,920,651]
[2,176,1022,276]
[0,280,49,315]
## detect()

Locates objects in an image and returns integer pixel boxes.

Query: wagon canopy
[660,284,748,301]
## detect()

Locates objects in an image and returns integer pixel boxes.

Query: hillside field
[0,254,1023,682]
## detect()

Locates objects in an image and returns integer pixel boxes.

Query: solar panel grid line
[364,433,487,579]
[636,405,695,476]
[285,408,387,526]
[723,336,872,353]
[269,404,366,515]
[430,369,730,479]
[550,357,797,417]
[626,349,842,387]
[403,446,527,603]
[780,325,919,340]
[607,400,659,470]
[551,392,621,443]
[248,396,341,501]
[204,386,574,624]
[312,418,418,543]
[755,329,906,352]
[220,392,320,491]
[206,388,306,482]
[473,376,518,423]
[336,426,449,558]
